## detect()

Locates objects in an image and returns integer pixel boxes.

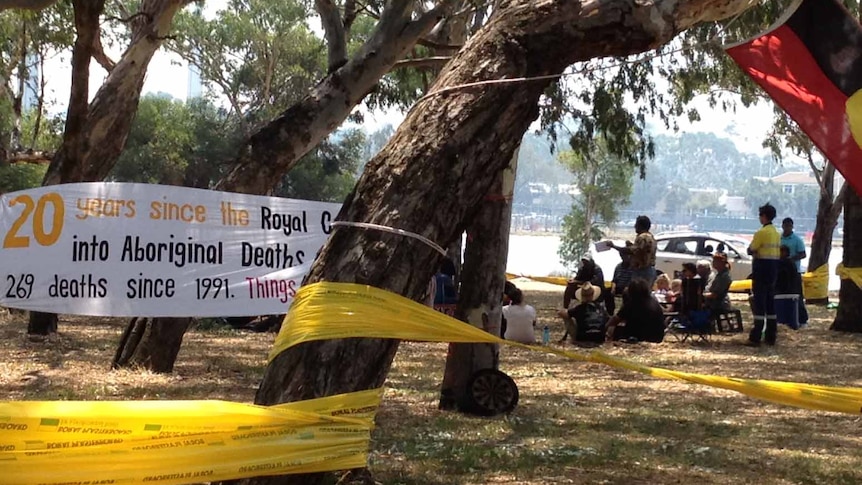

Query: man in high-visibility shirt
[746,203,781,346]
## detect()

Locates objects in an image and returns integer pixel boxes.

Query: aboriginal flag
[726,0,862,193]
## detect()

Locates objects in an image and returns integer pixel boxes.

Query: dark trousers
[749,259,779,344]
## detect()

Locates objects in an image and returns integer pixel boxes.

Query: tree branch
[832,181,849,218]
[416,37,463,51]
[0,0,57,12]
[4,150,53,164]
[315,0,348,73]
[91,28,116,72]
[393,56,452,70]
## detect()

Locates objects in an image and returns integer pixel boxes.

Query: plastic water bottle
[542,325,550,345]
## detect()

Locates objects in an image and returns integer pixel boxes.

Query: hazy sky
[36,8,778,158]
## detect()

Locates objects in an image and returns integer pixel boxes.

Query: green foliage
[169,0,325,126]
[359,124,394,175]
[739,179,819,220]
[686,190,726,216]
[109,94,362,201]
[109,94,242,187]
[0,2,73,152]
[0,163,46,193]
[276,129,365,202]
[558,138,634,267]
[626,132,771,214]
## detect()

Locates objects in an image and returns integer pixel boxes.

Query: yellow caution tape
[837,263,862,289]
[271,282,862,415]
[803,264,830,299]
[0,388,381,485]
[4,277,862,485]
[506,273,612,289]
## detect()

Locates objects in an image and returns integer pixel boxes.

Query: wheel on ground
[464,369,519,416]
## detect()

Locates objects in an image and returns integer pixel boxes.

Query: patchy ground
[2,281,862,484]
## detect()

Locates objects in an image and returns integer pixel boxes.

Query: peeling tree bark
[29,0,187,336]
[242,1,760,483]
[28,0,104,336]
[42,0,186,185]
[439,150,517,411]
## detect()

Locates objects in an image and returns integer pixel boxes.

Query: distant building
[719,194,749,217]
[187,61,203,99]
[754,171,818,194]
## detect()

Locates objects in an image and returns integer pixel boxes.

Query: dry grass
[2,282,862,484]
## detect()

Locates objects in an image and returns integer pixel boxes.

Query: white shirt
[503,303,537,343]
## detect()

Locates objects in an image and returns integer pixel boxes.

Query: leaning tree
[240,1,762,483]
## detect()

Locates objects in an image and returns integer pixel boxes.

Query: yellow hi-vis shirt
[750,223,781,260]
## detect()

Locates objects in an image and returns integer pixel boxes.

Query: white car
[653,231,752,281]
[590,232,753,283]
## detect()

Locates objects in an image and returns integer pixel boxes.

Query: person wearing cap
[746,203,781,346]
[704,252,733,316]
[557,282,608,344]
[611,215,657,286]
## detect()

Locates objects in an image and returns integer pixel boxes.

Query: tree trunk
[137,1,457,376]
[439,150,517,411]
[242,2,758,483]
[30,0,185,336]
[831,187,862,332]
[808,163,846,304]
[28,0,104,336]
[42,0,186,185]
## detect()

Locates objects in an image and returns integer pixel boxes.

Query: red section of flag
[727,25,862,194]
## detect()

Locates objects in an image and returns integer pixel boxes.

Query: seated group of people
[557,251,735,345]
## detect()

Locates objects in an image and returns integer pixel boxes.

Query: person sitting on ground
[556,282,608,345]
[605,278,665,343]
[776,245,809,328]
[500,280,520,339]
[703,252,733,318]
[502,288,536,344]
[612,242,634,297]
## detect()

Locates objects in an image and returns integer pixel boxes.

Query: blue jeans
[630,266,656,287]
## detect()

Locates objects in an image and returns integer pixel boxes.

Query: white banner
[0,183,340,317]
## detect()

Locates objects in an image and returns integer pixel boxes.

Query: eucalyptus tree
[558,139,636,267]
[243,1,764,483]
[25,0,193,335]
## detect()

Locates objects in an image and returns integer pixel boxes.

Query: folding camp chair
[666,309,712,343]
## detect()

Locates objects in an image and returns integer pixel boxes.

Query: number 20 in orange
[2,193,65,248]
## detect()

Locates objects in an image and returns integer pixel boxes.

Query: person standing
[612,215,657,286]
[779,218,809,328]
[780,217,807,272]
[746,203,781,347]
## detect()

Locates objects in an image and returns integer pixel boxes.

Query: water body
[506,234,844,291]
